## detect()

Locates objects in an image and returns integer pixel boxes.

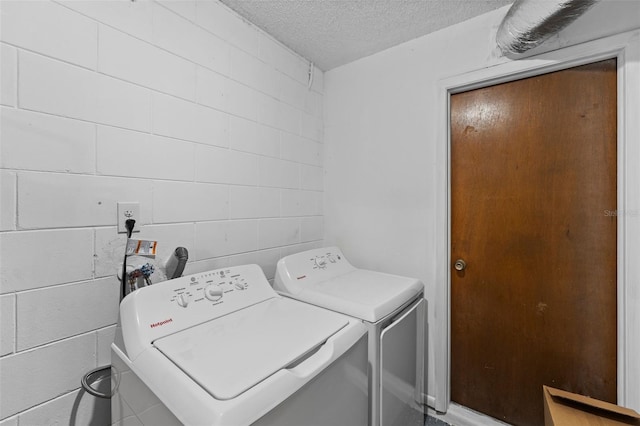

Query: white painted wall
[324,0,640,412]
[0,0,323,423]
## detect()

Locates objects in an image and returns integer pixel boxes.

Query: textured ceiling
[220,0,514,70]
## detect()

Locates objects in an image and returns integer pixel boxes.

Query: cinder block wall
[0,0,324,423]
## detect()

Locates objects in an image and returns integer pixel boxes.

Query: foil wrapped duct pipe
[497,0,600,56]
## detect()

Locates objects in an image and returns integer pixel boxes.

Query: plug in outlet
[117,202,140,234]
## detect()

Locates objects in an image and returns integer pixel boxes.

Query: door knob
[454,259,467,271]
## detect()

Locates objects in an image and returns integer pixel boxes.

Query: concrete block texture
[0,0,323,422]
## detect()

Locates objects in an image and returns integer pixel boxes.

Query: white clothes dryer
[111,264,368,426]
[274,247,425,426]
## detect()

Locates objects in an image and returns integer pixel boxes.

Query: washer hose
[166,247,189,279]
[81,365,114,399]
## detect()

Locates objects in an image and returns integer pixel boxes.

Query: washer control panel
[169,268,251,309]
[119,264,277,359]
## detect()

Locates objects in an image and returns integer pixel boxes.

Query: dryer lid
[153,297,348,400]
[296,269,423,322]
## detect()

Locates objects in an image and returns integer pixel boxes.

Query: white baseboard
[426,402,511,426]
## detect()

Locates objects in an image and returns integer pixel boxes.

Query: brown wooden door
[450,59,617,426]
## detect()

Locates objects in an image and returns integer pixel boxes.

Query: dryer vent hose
[496,0,599,55]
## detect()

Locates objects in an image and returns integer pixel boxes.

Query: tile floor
[425,415,449,425]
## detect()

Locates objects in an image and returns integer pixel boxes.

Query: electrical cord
[121,219,136,301]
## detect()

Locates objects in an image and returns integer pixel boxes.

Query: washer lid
[296,270,423,322]
[153,297,348,401]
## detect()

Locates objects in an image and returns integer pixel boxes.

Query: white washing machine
[111,264,368,426]
[274,247,425,426]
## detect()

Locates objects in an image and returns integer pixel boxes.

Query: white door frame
[434,30,640,414]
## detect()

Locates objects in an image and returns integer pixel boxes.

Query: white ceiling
[220,0,514,70]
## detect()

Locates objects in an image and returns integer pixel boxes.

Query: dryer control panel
[274,247,356,293]
[119,264,277,360]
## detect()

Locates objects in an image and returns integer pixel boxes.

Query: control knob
[176,293,189,308]
[204,284,223,302]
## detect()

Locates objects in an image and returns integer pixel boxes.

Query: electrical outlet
[117,202,140,234]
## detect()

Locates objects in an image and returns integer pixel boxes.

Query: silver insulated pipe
[497,0,600,55]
